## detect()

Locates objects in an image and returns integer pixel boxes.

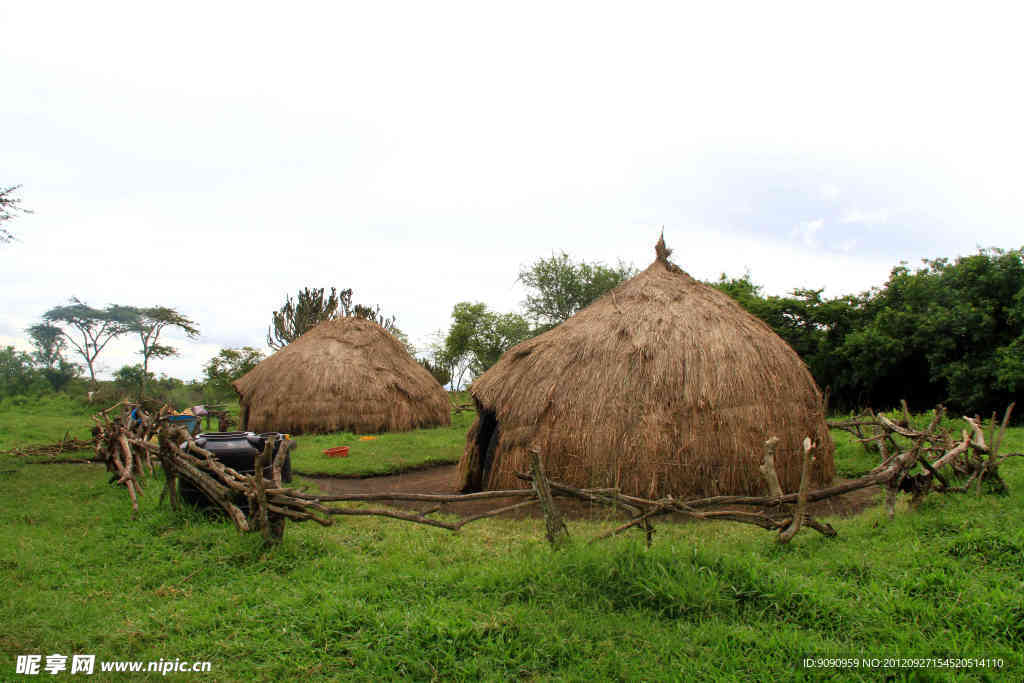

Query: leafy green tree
[0,185,31,244]
[833,249,1024,413]
[113,364,155,399]
[518,252,637,331]
[42,299,135,385]
[119,306,200,396]
[0,346,45,396]
[27,323,66,369]
[711,248,1024,415]
[443,302,531,383]
[204,346,265,398]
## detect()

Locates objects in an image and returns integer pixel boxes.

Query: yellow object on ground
[359,436,377,441]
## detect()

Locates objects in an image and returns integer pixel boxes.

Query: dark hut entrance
[466,408,500,491]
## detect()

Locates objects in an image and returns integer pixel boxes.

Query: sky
[2,2,1022,381]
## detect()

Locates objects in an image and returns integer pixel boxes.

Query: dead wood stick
[272,439,294,488]
[916,452,950,490]
[930,433,971,471]
[963,416,989,453]
[589,505,669,543]
[529,448,570,548]
[778,437,814,543]
[269,494,331,515]
[513,472,643,515]
[171,456,249,532]
[901,399,913,427]
[266,504,333,526]
[991,402,1015,460]
[288,489,539,503]
[252,435,276,542]
[758,436,784,500]
[453,499,542,529]
[326,506,459,530]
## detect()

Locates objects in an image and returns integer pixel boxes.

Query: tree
[518,251,637,331]
[418,356,452,388]
[26,323,78,391]
[0,185,31,244]
[114,364,154,400]
[443,302,532,384]
[268,287,350,350]
[203,347,265,398]
[268,286,403,350]
[120,306,199,396]
[0,346,44,396]
[27,323,66,369]
[42,299,135,385]
[710,248,1024,415]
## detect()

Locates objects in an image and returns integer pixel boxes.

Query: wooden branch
[453,499,541,529]
[758,436,784,500]
[288,489,538,503]
[529,448,570,548]
[778,437,814,543]
[326,506,459,530]
[252,435,275,543]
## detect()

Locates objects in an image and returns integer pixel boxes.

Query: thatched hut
[457,238,835,498]
[233,317,450,435]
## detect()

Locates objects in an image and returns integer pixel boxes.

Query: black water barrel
[178,431,292,510]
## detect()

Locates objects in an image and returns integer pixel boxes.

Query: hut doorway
[470,409,500,491]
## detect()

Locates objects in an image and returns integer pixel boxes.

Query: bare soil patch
[305,465,883,522]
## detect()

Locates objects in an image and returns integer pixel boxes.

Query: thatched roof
[233,317,450,435]
[457,237,835,498]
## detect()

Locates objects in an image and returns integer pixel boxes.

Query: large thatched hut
[457,238,835,499]
[233,317,450,435]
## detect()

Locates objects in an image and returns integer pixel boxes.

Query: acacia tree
[0,185,31,244]
[42,299,134,385]
[120,306,200,396]
[518,251,637,331]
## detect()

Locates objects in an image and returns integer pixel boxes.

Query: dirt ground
[305,464,883,523]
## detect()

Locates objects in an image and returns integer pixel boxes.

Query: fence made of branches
[90,400,1018,548]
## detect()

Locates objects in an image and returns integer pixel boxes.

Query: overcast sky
[3,2,1022,381]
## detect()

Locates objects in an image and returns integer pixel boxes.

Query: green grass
[289,409,476,477]
[1,393,474,476]
[2,397,1023,680]
[0,394,95,451]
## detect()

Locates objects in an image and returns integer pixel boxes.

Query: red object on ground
[324,446,350,457]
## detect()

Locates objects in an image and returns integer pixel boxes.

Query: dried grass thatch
[457,237,835,498]
[233,317,450,435]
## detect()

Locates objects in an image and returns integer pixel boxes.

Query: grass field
[2,396,1023,680]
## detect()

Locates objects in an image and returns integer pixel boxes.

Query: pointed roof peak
[655,229,672,263]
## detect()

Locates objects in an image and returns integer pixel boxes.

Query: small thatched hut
[233,317,450,435]
[457,238,835,499]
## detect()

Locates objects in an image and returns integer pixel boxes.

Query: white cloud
[841,208,891,225]
[791,219,825,249]
[819,184,841,200]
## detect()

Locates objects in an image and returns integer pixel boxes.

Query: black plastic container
[178,431,292,510]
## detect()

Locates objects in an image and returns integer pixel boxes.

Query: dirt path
[304,464,883,522]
